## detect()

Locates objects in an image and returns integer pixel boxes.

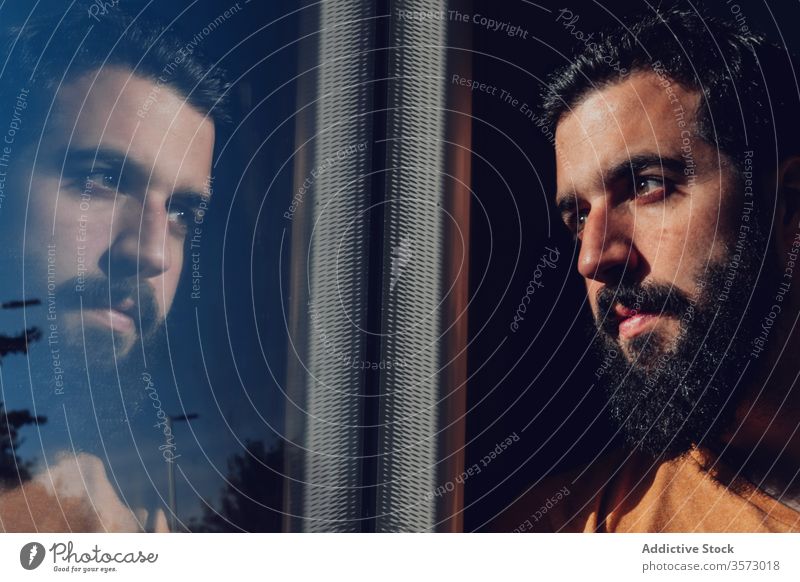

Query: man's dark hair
[0,0,229,141]
[543,5,799,174]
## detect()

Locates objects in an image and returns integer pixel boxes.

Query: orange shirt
[495,447,800,532]
[0,453,168,532]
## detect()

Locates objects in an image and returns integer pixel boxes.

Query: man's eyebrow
[604,153,688,185]
[554,153,688,216]
[171,189,210,205]
[64,147,210,196]
[62,146,150,184]
[63,146,130,168]
[555,192,579,216]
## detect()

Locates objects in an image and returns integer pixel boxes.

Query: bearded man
[498,7,800,532]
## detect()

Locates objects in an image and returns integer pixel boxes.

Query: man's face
[13,67,215,360]
[555,71,741,355]
[554,71,777,456]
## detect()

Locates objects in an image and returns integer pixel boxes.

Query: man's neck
[721,343,800,508]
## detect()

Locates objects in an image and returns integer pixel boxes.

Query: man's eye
[564,209,589,236]
[634,176,672,200]
[83,170,119,191]
[168,206,193,228]
[577,209,589,229]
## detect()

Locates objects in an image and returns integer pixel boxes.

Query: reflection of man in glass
[0,3,227,531]
[499,8,800,532]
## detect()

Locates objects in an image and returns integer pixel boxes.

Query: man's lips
[81,308,135,334]
[81,297,137,334]
[614,305,659,340]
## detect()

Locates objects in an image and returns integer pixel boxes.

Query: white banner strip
[1,533,798,581]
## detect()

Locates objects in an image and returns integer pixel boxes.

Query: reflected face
[555,71,740,361]
[14,67,215,358]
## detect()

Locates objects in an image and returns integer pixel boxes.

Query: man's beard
[54,274,162,360]
[592,214,780,459]
[23,275,167,452]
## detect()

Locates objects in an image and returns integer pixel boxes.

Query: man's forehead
[556,72,700,147]
[47,66,215,191]
[554,72,702,192]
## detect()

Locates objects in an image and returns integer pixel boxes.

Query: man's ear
[777,156,800,249]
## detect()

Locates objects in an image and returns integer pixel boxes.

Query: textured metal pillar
[285,0,470,532]
[285,1,376,532]
[375,0,470,532]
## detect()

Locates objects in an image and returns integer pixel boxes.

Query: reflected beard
[592,225,778,459]
[0,256,168,456]
[28,316,167,454]
[45,274,163,433]
[54,274,162,359]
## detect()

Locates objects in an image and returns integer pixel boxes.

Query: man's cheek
[683,201,734,254]
[162,253,185,315]
[586,282,602,311]
[646,231,706,285]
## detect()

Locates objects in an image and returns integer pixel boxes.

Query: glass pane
[0,0,306,532]
[0,0,479,534]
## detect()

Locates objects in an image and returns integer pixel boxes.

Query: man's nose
[106,195,172,279]
[577,204,640,285]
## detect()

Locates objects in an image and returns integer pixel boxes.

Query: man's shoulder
[491,447,659,532]
[492,445,800,532]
